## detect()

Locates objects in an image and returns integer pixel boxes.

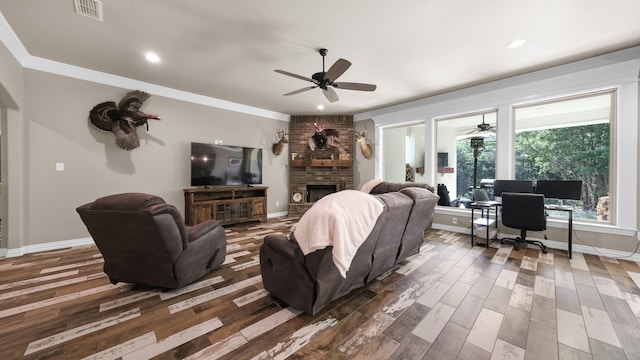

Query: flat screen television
[191,142,263,186]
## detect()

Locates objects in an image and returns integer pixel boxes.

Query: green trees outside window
[456,139,495,199]
[515,124,609,220]
[514,90,613,222]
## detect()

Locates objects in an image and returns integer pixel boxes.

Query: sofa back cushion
[293,190,384,278]
[369,181,435,194]
[368,192,414,280]
[395,187,440,262]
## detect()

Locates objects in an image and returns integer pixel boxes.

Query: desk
[470,201,500,247]
[470,201,574,258]
[545,205,573,259]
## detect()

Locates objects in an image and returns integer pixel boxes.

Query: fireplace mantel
[290,159,352,168]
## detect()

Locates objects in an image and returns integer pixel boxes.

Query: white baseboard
[431,224,640,262]
[2,237,95,258]
[433,223,472,234]
[2,215,289,258]
[268,211,288,218]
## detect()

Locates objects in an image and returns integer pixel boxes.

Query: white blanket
[293,190,384,278]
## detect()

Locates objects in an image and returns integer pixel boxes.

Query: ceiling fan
[465,114,496,137]
[274,48,376,103]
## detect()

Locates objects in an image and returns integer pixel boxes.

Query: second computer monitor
[493,180,534,197]
[535,180,582,200]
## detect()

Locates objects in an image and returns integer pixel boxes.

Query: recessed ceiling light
[508,40,526,49]
[317,104,324,111]
[145,52,161,63]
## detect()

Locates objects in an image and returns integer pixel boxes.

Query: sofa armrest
[174,222,226,287]
[260,233,316,314]
[262,234,302,260]
[186,220,222,243]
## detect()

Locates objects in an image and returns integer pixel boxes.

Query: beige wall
[353,118,375,190]
[6,68,290,249]
[0,40,25,250]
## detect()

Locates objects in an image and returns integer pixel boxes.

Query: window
[513,90,614,223]
[381,123,425,183]
[436,111,496,207]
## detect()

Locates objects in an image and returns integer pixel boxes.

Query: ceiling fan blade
[463,127,495,137]
[324,58,351,82]
[323,87,339,103]
[333,82,377,91]
[274,69,314,83]
[284,86,316,96]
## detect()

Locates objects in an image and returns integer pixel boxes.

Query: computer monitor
[492,180,533,197]
[472,188,490,202]
[535,180,583,200]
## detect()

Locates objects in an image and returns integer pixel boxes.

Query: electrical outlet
[452,217,458,224]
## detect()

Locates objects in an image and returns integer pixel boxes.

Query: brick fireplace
[288,115,354,216]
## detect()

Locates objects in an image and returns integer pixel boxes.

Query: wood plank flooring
[1,217,640,359]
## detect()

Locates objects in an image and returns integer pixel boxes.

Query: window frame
[435,110,498,205]
[511,88,617,224]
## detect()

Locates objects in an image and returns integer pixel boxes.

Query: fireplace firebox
[306,184,338,202]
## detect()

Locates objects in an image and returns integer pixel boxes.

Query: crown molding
[0,11,290,122]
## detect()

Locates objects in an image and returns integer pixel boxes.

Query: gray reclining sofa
[260,182,439,315]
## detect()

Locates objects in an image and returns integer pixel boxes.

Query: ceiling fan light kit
[275,48,377,103]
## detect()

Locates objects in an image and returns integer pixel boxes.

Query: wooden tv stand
[184,186,268,226]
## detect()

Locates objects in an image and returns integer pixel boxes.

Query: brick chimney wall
[288,115,354,216]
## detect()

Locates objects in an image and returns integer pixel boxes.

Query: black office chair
[500,192,548,253]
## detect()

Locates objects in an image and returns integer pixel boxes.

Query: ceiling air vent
[74,0,103,21]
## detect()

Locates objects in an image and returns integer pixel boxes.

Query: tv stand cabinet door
[250,198,266,221]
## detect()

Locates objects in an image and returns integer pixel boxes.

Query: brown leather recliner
[77,193,226,289]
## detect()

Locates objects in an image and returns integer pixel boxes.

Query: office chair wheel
[541,244,548,254]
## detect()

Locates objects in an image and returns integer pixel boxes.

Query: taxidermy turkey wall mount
[89,90,161,150]
[309,122,339,151]
[275,48,377,103]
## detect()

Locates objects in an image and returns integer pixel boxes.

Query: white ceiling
[1,0,639,117]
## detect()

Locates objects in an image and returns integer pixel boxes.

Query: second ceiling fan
[275,48,376,103]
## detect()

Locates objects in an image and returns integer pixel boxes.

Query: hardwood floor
[1,217,640,359]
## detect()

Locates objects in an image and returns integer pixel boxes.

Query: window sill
[435,206,636,237]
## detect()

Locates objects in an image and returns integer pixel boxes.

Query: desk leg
[568,211,573,259]
[471,207,474,247]
[484,207,489,247]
